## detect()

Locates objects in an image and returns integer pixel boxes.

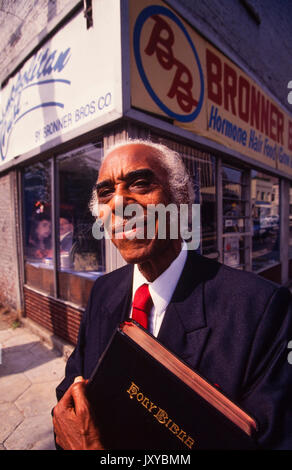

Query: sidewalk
[0,316,68,450]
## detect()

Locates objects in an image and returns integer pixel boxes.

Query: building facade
[0,0,292,345]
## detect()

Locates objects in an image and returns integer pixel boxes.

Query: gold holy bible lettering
[126,381,195,449]
[86,321,257,449]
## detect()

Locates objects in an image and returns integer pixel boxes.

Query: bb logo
[133,5,204,122]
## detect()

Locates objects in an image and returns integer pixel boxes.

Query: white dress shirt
[131,243,187,337]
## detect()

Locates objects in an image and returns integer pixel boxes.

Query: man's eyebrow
[95,169,155,191]
[123,168,155,181]
[95,179,112,191]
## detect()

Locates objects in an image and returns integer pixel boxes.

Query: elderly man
[53,140,292,450]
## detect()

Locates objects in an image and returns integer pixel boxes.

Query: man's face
[95,143,175,264]
[59,218,73,236]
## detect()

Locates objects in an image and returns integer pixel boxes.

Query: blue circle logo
[133,5,204,123]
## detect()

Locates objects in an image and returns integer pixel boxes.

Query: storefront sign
[0,0,122,164]
[130,0,292,175]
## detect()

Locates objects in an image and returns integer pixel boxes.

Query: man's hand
[52,376,104,450]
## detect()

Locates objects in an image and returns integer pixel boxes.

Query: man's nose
[110,186,136,212]
[111,195,124,214]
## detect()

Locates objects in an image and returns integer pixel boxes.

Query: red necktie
[132,283,153,329]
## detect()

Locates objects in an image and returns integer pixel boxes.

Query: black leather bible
[86,320,258,450]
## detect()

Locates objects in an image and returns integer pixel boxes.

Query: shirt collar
[132,242,188,317]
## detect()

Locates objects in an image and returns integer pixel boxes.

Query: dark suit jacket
[56,251,292,449]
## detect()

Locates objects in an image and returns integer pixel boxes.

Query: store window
[251,171,280,272]
[289,184,292,259]
[154,136,217,257]
[57,143,105,306]
[222,165,250,270]
[183,149,217,257]
[23,161,54,295]
[23,142,105,307]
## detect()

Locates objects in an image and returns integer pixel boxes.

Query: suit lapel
[157,251,220,371]
[157,286,210,371]
[99,265,134,352]
[99,251,221,371]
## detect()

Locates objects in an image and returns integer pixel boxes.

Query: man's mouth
[111,216,148,239]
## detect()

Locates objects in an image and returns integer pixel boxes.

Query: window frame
[20,140,105,308]
[250,170,281,274]
[221,162,252,271]
[22,158,54,296]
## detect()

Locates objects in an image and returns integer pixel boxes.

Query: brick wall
[24,287,82,345]
[0,0,75,83]
[180,0,292,112]
[0,1,291,111]
[0,172,20,310]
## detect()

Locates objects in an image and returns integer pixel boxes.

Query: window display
[23,142,105,307]
[155,136,217,257]
[222,165,250,269]
[251,171,280,272]
[57,142,105,306]
[183,150,217,257]
[23,161,54,294]
[289,184,292,259]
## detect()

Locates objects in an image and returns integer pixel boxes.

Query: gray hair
[90,139,194,216]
